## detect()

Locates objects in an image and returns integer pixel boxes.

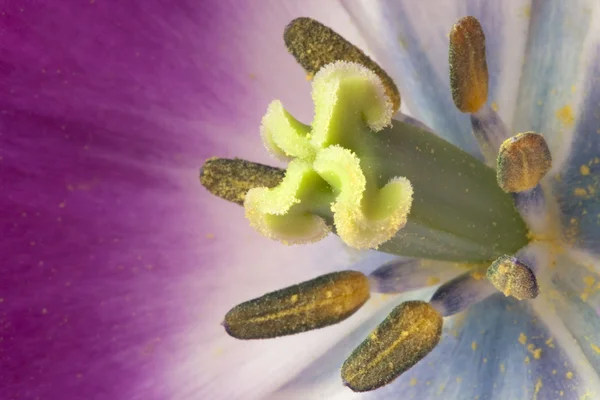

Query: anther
[284,17,400,112]
[486,255,539,300]
[200,158,284,205]
[496,132,552,193]
[449,16,488,113]
[341,301,442,392]
[223,271,370,339]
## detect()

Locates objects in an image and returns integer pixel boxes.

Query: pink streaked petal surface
[0,1,372,399]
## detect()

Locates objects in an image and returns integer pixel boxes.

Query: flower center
[200,15,561,393]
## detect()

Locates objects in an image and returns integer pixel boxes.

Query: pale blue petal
[553,45,600,252]
[271,294,584,399]
[343,0,532,157]
[512,0,597,169]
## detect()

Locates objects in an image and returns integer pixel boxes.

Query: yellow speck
[426,276,440,286]
[471,271,484,280]
[566,371,573,379]
[500,363,505,373]
[591,343,600,354]
[584,276,595,287]
[552,369,557,375]
[533,348,542,359]
[471,341,477,351]
[581,165,591,175]
[518,333,527,345]
[521,5,531,17]
[483,358,488,363]
[205,233,215,239]
[325,290,333,299]
[491,102,499,111]
[410,378,417,386]
[525,356,531,364]
[533,378,542,400]
[546,337,555,348]
[556,105,575,127]
[290,294,298,304]
[575,188,588,197]
[456,377,462,383]
[571,85,577,93]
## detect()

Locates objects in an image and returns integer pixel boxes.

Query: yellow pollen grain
[456,376,462,383]
[290,294,299,304]
[525,356,531,364]
[584,276,596,287]
[519,333,527,345]
[575,188,588,197]
[500,364,505,373]
[591,343,600,354]
[581,165,591,175]
[566,371,574,379]
[533,378,543,400]
[553,370,557,375]
[427,276,441,286]
[556,105,575,127]
[491,102,499,111]
[546,337,555,348]
[410,378,417,386]
[471,341,478,351]
[471,271,485,280]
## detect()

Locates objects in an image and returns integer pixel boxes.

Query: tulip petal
[272,293,586,399]
[0,1,377,398]
[512,0,599,171]
[343,0,532,158]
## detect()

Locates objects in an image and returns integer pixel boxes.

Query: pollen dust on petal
[555,105,575,127]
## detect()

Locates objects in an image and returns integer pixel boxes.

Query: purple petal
[1,1,369,398]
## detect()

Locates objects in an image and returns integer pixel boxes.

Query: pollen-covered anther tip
[486,255,539,300]
[223,271,371,339]
[284,17,400,112]
[341,301,442,392]
[200,157,285,205]
[496,132,552,193]
[449,16,488,113]
[313,146,413,250]
[312,61,394,133]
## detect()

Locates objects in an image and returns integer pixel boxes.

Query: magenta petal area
[0,1,256,399]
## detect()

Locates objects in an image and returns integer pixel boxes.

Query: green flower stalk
[245,61,528,262]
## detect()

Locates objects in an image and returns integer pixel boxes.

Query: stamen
[284,17,401,112]
[449,16,488,113]
[496,132,552,193]
[486,255,539,300]
[368,258,461,294]
[429,271,496,317]
[341,301,442,392]
[223,271,370,339]
[200,157,284,205]
[470,106,510,165]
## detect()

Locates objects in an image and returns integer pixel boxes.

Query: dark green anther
[200,157,285,206]
[223,271,370,339]
[341,301,442,392]
[486,255,539,300]
[284,17,401,111]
